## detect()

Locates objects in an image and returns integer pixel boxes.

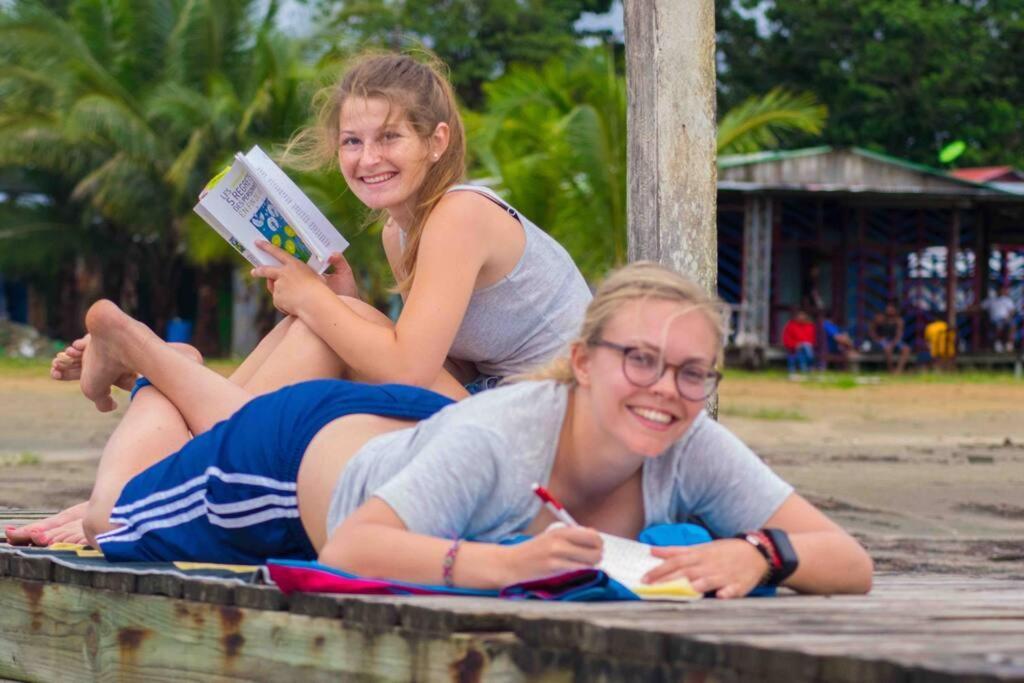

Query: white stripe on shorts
[111,465,297,516]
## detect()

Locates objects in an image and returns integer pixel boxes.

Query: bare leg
[226,315,297,388]
[8,343,206,547]
[240,296,468,400]
[896,346,910,374]
[82,383,195,547]
[80,300,254,433]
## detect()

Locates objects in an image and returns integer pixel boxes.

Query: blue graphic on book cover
[250,199,312,262]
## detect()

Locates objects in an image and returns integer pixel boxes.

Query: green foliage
[472,46,824,280]
[469,47,626,279]
[718,88,827,156]
[0,0,371,326]
[717,0,1024,168]
[313,0,614,107]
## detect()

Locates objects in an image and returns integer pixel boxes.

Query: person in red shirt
[782,309,816,375]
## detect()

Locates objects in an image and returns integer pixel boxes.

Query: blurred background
[0,0,1021,362]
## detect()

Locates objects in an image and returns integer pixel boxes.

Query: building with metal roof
[715,146,1024,361]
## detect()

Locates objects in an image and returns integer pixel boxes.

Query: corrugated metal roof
[950,166,1024,183]
[717,146,1018,197]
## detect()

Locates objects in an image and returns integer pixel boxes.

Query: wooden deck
[1,541,1023,682]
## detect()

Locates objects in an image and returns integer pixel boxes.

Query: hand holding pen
[531,483,580,527]
[505,484,601,583]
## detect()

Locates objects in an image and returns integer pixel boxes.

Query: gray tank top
[399,184,591,377]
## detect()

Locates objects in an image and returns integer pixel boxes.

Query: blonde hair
[283,50,466,295]
[524,262,727,385]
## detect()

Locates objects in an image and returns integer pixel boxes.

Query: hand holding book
[251,241,343,318]
[194,146,349,273]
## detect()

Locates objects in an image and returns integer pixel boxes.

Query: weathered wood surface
[1,549,1023,682]
[623,0,718,293]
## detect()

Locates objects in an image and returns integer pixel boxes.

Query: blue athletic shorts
[97,380,454,564]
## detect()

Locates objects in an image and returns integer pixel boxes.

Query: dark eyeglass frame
[591,340,723,401]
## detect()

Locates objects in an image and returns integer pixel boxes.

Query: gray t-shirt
[400,185,592,377]
[326,381,793,540]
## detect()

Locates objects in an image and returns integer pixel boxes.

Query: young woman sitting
[77,262,872,598]
[13,51,590,546]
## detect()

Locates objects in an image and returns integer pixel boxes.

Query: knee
[284,316,323,345]
[168,343,203,365]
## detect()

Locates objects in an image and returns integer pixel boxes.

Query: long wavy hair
[284,50,466,295]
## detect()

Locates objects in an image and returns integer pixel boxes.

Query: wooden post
[623,0,718,292]
[947,209,960,329]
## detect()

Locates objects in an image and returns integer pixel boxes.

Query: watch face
[764,528,799,579]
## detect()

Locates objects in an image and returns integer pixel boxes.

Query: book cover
[194,146,348,274]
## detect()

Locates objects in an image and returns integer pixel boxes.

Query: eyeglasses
[592,340,722,401]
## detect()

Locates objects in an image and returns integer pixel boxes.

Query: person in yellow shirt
[923,314,956,371]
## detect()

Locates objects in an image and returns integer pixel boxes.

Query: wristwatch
[734,528,799,586]
[762,528,799,586]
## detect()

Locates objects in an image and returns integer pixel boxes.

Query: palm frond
[717,88,828,155]
[65,94,164,167]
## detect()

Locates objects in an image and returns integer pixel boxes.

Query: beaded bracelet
[442,538,463,588]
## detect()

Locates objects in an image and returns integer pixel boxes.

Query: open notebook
[597,532,701,601]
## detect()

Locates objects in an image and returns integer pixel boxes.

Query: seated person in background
[821,317,860,369]
[981,285,1016,352]
[868,302,910,374]
[922,313,956,371]
[74,263,872,598]
[782,309,816,375]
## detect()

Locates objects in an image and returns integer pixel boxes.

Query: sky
[276,0,627,41]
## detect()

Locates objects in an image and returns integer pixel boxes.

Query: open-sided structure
[717,147,1024,354]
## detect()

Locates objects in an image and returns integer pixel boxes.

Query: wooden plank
[2,565,1024,682]
[0,578,535,683]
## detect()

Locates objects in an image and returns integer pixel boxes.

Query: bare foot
[80,300,143,412]
[53,334,138,392]
[51,336,87,381]
[36,519,89,547]
[5,502,89,546]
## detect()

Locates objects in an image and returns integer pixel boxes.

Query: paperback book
[194,146,348,274]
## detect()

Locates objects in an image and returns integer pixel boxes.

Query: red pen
[532,482,580,527]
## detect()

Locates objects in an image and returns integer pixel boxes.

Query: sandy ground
[1,369,1022,575]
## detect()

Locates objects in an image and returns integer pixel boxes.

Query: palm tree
[0,0,323,344]
[470,46,828,280]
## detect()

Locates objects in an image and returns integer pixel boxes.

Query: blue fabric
[787,343,814,373]
[822,320,841,354]
[269,523,775,600]
[98,380,454,564]
[464,374,503,395]
[129,376,152,400]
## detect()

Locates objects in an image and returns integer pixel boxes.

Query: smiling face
[573,298,719,458]
[337,96,448,221]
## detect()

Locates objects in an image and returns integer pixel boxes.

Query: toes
[93,395,118,413]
